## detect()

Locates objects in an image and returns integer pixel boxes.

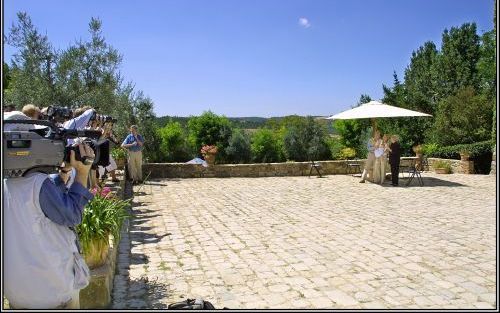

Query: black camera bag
[167,298,216,310]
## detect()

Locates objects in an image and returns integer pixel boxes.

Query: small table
[400,157,423,186]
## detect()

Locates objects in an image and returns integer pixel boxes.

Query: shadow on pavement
[144,181,170,186]
[121,275,171,309]
[398,176,468,188]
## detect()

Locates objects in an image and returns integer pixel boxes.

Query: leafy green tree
[476,28,496,142]
[225,129,252,164]
[187,111,233,162]
[3,62,11,91]
[493,0,497,142]
[5,12,57,107]
[55,17,122,110]
[477,30,496,100]
[282,117,330,161]
[5,12,160,163]
[251,129,282,163]
[379,72,433,154]
[433,86,492,146]
[433,23,481,99]
[333,94,372,157]
[158,121,193,162]
[404,42,440,114]
[130,92,162,162]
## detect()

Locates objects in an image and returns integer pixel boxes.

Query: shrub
[281,117,330,161]
[432,87,493,146]
[333,119,371,157]
[225,129,251,164]
[326,137,345,160]
[158,121,193,162]
[428,140,494,159]
[421,143,439,156]
[339,147,356,159]
[110,147,127,160]
[251,129,282,163]
[187,111,233,162]
[282,126,306,161]
[433,160,453,173]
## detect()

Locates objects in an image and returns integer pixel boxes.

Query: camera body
[4,129,66,177]
[90,112,117,124]
[3,119,110,178]
[40,105,74,123]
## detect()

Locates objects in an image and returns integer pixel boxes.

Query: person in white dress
[360,130,381,183]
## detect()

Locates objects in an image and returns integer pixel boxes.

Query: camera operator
[62,105,100,188]
[4,123,95,308]
[98,121,119,183]
[63,105,95,130]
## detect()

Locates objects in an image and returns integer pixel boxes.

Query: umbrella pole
[371,118,378,136]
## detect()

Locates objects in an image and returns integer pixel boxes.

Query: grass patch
[158,261,170,271]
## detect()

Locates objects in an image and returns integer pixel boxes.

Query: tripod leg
[315,166,322,178]
[406,172,414,186]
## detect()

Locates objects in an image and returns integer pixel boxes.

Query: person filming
[4,137,95,309]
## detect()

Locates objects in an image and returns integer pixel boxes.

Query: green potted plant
[459,149,470,161]
[77,187,130,269]
[433,160,452,174]
[412,144,424,171]
[111,148,127,169]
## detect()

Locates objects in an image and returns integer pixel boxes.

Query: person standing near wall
[389,135,401,186]
[121,125,145,184]
[359,130,380,183]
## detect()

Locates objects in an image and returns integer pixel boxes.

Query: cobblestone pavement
[111,173,497,309]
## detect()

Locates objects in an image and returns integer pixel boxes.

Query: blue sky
[4,0,495,117]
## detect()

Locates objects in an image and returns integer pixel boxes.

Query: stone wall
[79,177,126,309]
[79,237,118,309]
[427,158,469,174]
[143,157,478,179]
[144,160,366,179]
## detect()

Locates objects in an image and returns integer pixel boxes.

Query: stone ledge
[143,160,366,179]
[79,238,118,309]
[79,177,127,309]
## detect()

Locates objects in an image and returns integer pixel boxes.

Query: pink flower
[101,187,112,197]
[90,187,98,195]
[201,145,218,156]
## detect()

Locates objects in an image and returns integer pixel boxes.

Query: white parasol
[326,100,432,120]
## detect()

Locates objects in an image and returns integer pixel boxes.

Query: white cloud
[298,17,311,28]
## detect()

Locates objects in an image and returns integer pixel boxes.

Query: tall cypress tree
[433,23,481,99]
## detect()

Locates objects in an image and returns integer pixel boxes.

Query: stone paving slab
[111,173,497,309]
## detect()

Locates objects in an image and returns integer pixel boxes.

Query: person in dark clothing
[388,135,401,186]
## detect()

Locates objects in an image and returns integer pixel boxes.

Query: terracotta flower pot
[116,158,125,169]
[204,153,216,166]
[83,237,110,269]
[434,168,450,174]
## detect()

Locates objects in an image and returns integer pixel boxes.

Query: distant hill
[155,115,336,134]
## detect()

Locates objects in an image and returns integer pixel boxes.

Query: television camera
[3,119,110,178]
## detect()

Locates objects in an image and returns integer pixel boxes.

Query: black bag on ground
[168,298,216,310]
